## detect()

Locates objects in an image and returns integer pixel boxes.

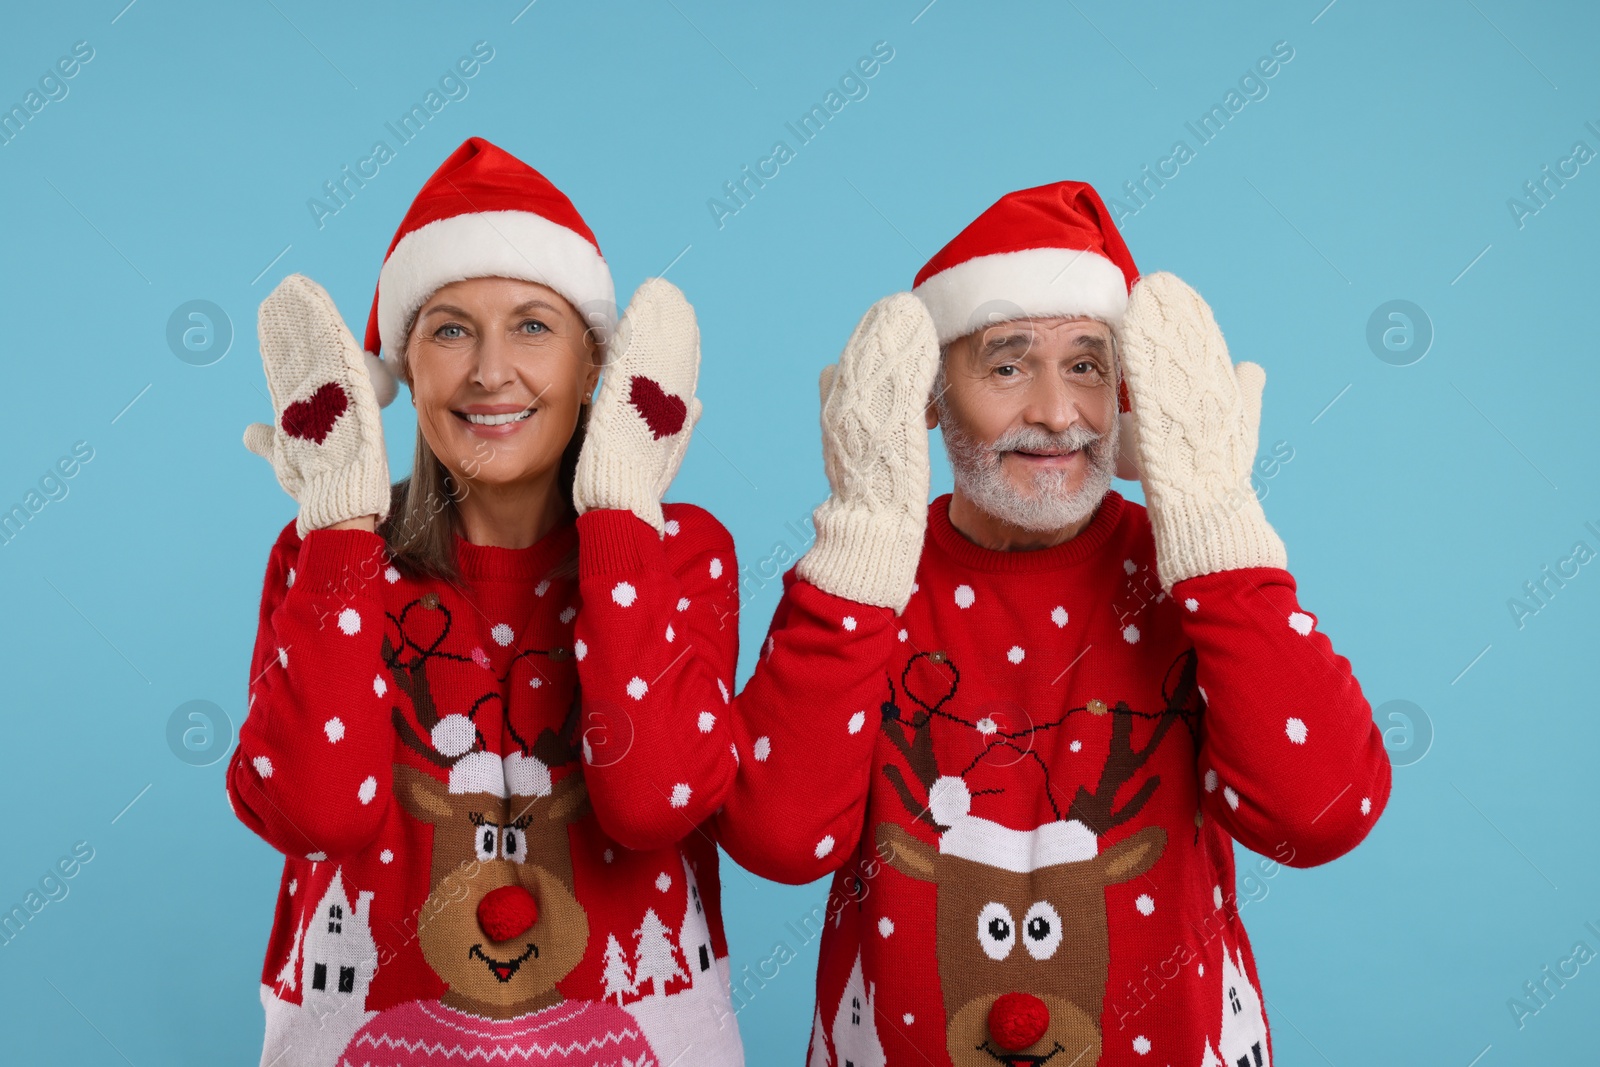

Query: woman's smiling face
[403,276,600,493]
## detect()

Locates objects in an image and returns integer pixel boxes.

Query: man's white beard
[938,400,1118,534]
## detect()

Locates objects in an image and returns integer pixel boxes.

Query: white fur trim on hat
[377,209,617,369]
[913,246,1128,346]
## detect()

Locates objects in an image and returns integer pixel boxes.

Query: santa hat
[360,136,616,407]
[912,181,1139,418]
[928,775,1098,873]
[431,712,554,797]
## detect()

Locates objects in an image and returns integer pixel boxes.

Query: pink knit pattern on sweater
[339,997,657,1066]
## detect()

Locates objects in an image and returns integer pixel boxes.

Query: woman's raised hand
[572,278,702,534]
[243,274,391,537]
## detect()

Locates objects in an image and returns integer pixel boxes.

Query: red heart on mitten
[281,382,349,444]
[627,376,688,439]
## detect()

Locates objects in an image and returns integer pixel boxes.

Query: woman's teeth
[462,410,532,426]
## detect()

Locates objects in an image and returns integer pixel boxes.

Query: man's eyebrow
[1071,334,1110,355]
[978,331,1033,356]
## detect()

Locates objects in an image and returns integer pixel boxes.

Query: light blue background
[1,1,1596,1063]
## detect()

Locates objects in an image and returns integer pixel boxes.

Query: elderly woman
[228,137,744,1067]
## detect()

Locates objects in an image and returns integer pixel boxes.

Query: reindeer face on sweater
[880,820,1164,1066]
[393,764,590,1020]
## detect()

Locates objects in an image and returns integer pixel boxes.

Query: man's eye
[994,365,1018,377]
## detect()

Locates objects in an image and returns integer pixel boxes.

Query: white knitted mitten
[573,278,702,534]
[1119,272,1287,592]
[795,293,939,613]
[243,274,391,537]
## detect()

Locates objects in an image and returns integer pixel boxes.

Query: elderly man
[717,182,1390,1067]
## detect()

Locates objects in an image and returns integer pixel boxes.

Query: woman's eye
[436,324,466,340]
[520,319,548,334]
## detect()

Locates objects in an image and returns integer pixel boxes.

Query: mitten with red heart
[573,278,702,534]
[243,274,391,537]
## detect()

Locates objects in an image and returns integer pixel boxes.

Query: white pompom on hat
[360,136,617,407]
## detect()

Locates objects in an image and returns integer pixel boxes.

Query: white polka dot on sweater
[1223,786,1240,810]
[1122,624,1140,644]
[1286,717,1308,744]
[665,623,675,643]
[626,677,648,700]
[664,519,680,536]
[677,596,690,611]
[384,566,400,584]
[1132,1035,1151,1055]
[491,623,514,646]
[252,755,273,778]
[878,917,894,937]
[306,852,325,862]
[1184,597,1199,612]
[903,1013,914,1025]
[1135,893,1155,916]
[1213,885,1224,908]
[612,581,637,607]
[286,568,295,588]
[954,584,975,608]
[373,675,386,698]
[897,629,908,642]
[718,679,729,704]
[655,872,672,892]
[1289,611,1315,636]
[1204,768,1218,792]
[848,711,866,734]
[1070,739,1082,752]
[358,776,377,804]
[379,849,394,864]
[1124,559,1137,575]
[698,711,716,733]
[534,579,551,596]
[603,848,615,863]
[842,615,857,631]
[753,736,771,761]
[324,717,345,743]
[670,783,691,808]
[1051,606,1068,627]
[1361,796,1372,815]
[573,639,588,661]
[528,676,542,689]
[976,717,997,735]
[815,835,835,858]
[277,647,289,668]
[338,609,361,635]
[709,557,723,579]
[559,606,576,624]
[1007,646,1025,663]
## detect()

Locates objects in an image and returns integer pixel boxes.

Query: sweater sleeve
[572,505,740,852]
[714,568,899,885]
[1175,565,1392,868]
[226,521,395,860]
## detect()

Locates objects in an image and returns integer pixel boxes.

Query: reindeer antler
[1066,651,1201,834]
[880,651,960,831]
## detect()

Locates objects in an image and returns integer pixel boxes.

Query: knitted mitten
[795,293,940,613]
[1119,272,1287,592]
[243,274,391,538]
[573,278,702,534]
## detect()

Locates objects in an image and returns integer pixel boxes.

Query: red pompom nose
[988,992,1050,1052]
[477,885,539,942]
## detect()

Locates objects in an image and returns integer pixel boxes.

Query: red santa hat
[361,136,616,407]
[912,180,1139,416]
[928,775,1098,873]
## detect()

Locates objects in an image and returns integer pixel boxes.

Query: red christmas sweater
[227,504,747,1067]
[717,491,1391,1067]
